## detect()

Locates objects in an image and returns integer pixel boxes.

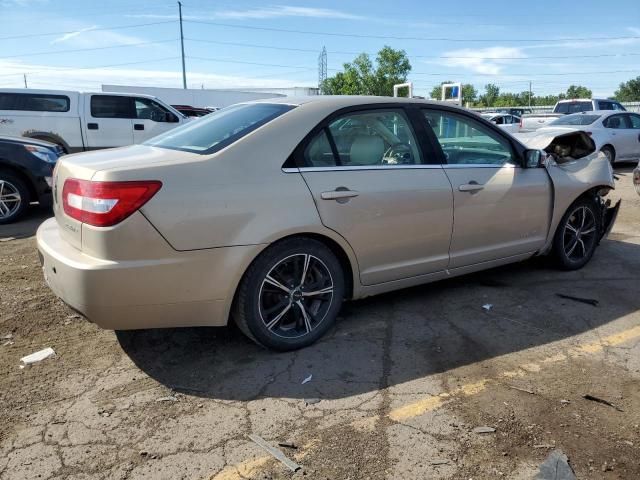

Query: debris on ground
[278,441,298,449]
[249,434,301,472]
[0,237,15,242]
[555,293,599,307]
[304,398,320,405]
[1,333,13,340]
[560,399,570,404]
[582,394,624,412]
[534,444,555,449]
[20,347,56,366]
[473,426,496,434]
[482,304,493,311]
[155,395,178,402]
[535,449,577,480]
[430,459,450,465]
[505,384,535,395]
[301,374,313,384]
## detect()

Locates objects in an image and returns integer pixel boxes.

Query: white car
[0,89,188,153]
[531,111,640,164]
[480,113,521,134]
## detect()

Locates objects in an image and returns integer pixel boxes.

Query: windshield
[144,103,294,154]
[549,114,601,126]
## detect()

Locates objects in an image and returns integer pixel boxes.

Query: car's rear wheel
[601,145,615,165]
[0,171,29,224]
[234,238,345,351]
[552,197,600,270]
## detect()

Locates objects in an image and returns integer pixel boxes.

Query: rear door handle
[320,189,359,201]
[458,183,484,193]
[87,123,98,130]
[134,123,144,131]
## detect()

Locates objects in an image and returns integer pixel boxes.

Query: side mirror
[524,149,544,168]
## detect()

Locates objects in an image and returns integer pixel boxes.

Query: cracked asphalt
[1,165,639,479]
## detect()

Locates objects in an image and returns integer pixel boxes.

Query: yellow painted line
[211,324,640,478]
[389,380,488,421]
[389,324,640,422]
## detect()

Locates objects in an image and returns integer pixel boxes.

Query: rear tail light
[62,179,162,227]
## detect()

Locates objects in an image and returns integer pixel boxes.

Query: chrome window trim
[282,165,445,173]
[442,163,520,169]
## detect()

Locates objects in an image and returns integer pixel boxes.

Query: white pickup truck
[0,89,188,153]
[519,98,627,132]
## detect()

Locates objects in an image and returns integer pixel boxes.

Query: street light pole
[178,1,187,89]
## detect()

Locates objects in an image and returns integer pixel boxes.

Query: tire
[0,171,29,224]
[601,145,615,165]
[234,238,345,351]
[552,197,601,270]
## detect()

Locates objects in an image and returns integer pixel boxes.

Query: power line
[185,37,640,61]
[0,20,175,41]
[0,40,176,59]
[184,19,640,43]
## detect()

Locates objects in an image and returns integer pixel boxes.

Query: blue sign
[451,86,459,98]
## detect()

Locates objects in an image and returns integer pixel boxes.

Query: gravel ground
[1,164,639,480]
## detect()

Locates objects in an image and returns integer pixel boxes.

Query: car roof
[249,95,456,109]
[0,88,158,100]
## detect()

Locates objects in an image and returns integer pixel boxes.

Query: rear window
[549,114,601,126]
[554,102,593,114]
[0,93,70,112]
[144,103,294,154]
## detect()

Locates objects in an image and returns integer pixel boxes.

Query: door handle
[87,123,98,130]
[458,183,484,193]
[320,189,359,201]
[134,124,144,131]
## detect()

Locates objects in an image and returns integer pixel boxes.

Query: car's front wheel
[0,171,29,224]
[234,238,345,350]
[552,197,601,270]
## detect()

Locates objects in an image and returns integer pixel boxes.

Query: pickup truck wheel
[0,172,29,224]
[552,198,600,270]
[234,238,345,351]
[600,146,615,165]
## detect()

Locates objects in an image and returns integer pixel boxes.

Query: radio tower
[318,47,327,94]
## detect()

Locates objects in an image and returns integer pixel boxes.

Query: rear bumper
[36,217,265,330]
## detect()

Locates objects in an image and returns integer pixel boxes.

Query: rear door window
[90,95,134,119]
[628,114,640,129]
[0,93,70,112]
[603,114,629,129]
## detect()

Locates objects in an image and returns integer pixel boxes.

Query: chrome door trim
[282,165,445,173]
[443,164,520,169]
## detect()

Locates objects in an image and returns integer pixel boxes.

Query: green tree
[565,85,592,99]
[614,76,640,102]
[479,83,500,107]
[322,46,411,96]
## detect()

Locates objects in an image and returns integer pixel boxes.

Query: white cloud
[0,59,311,92]
[437,47,526,75]
[129,5,366,21]
[51,26,98,45]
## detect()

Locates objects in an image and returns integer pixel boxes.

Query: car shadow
[0,206,51,239]
[117,235,640,402]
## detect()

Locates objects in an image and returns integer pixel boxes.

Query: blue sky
[1,0,639,98]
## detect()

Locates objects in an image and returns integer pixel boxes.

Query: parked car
[496,107,532,117]
[0,135,62,223]
[530,111,640,164]
[519,99,627,132]
[0,89,188,153]
[37,97,619,351]
[480,113,521,133]
[171,105,215,117]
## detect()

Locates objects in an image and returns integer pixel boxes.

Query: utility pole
[529,81,532,108]
[23,74,28,88]
[178,1,187,89]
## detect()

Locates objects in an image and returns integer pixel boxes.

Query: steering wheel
[382,142,414,165]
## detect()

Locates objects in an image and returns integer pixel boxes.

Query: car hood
[0,135,58,149]
[514,129,596,162]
